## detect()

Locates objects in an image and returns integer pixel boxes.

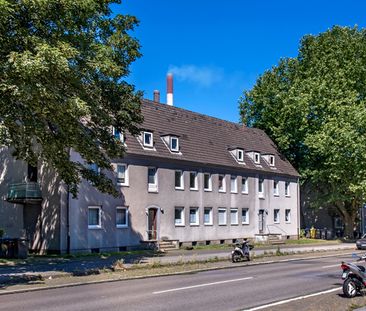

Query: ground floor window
[88,206,101,229]
[218,208,227,225]
[175,207,185,226]
[116,207,128,228]
[241,208,249,224]
[230,208,238,225]
[204,207,213,225]
[285,209,291,223]
[189,207,199,226]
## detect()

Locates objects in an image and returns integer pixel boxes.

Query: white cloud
[168,65,223,87]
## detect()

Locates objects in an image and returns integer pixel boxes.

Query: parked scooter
[341,253,366,298]
[231,239,254,263]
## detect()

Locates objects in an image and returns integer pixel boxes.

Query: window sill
[204,223,213,226]
[175,187,185,191]
[285,222,291,224]
[231,223,239,226]
[175,224,185,227]
[230,191,238,194]
[218,224,227,226]
[116,225,128,229]
[242,222,249,225]
[117,183,129,187]
[88,226,102,230]
[190,188,199,191]
[189,224,200,227]
[204,189,212,192]
[241,191,249,195]
[258,194,265,199]
[273,193,279,197]
[219,190,226,193]
[285,195,291,198]
[274,222,280,224]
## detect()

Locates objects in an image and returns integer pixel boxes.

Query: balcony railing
[6,182,42,204]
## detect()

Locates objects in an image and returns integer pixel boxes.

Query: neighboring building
[0,89,300,253]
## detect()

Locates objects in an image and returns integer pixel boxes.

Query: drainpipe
[297,177,300,239]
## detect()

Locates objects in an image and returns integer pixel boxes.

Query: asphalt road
[0,253,360,311]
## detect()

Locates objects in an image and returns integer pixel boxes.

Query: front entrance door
[148,208,158,240]
[258,209,265,233]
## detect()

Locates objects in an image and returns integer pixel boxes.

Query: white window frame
[88,206,102,229]
[218,174,226,192]
[269,155,275,166]
[273,180,279,196]
[116,206,129,228]
[237,149,244,162]
[116,164,129,186]
[230,208,239,225]
[189,207,199,226]
[174,207,185,226]
[112,127,125,143]
[241,177,248,194]
[258,178,264,198]
[148,167,158,192]
[285,209,291,223]
[189,171,198,190]
[204,207,213,225]
[203,173,212,191]
[230,176,238,193]
[285,181,291,197]
[143,131,153,148]
[170,136,179,152]
[254,152,260,164]
[175,170,184,190]
[218,208,227,225]
[241,208,249,225]
[274,209,280,224]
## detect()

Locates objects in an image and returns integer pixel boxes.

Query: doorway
[147,207,158,240]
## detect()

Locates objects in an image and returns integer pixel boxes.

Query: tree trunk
[340,200,358,239]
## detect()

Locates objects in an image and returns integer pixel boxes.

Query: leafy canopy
[0,0,143,196]
[239,26,366,232]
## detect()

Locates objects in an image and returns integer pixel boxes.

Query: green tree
[239,26,366,237]
[0,0,143,197]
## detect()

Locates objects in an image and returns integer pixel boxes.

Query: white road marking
[153,276,253,294]
[242,287,342,311]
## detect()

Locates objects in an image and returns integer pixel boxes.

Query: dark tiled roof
[125,100,299,177]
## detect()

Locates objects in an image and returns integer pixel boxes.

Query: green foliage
[239,26,366,236]
[0,228,4,238]
[0,0,143,196]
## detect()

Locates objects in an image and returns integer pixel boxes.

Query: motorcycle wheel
[231,252,241,263]
[343,278,358,298]
[245,255,250,261]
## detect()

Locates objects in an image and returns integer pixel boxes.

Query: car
[356,234,366,250]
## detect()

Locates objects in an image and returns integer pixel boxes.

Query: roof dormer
[246,150,262,166]
[228,146,245,164]
[262,153,276,168]
[161,134,181,154]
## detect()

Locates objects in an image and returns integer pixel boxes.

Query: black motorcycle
[231,240,254,262]
[341,253,366,298]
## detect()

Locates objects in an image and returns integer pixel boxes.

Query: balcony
[6,182,42,204]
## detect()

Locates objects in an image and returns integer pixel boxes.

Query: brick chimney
[167,73,173,106]
[153,90,160,102]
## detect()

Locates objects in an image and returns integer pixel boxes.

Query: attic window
[254,152,260,164]
[170,136,179,152]
[143,131,153,147]
[269,155,275,166]
[237,149,244,162]
[112,127,124,143]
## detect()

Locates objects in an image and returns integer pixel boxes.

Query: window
[285,209,291,223]
[112,127,124,143]
[175,207,185,226]
[230,208,238,225]
[148,167,158,192]
[204,207,213,225]
[175,170,184,190]
[241,177,248,194]
[230,176,238,193]
[273,180,279,196]
[285,182,290,196]
[258,178,264,196]
[237,149,244,162]
[274,209,280,223]
[189,207,199,226]
[190,172,198,190]
[269,155,275,166]
[116,207,128,228]
[218,208,227,225]
[116,164,128,186]
[218,174,226,192]
[254,152,260,164]
[204,173,212,191]
[27,164,37,182]
[170,137,179,152]
[88,206,101,229]
[89,163,100,175]
[143,131,153,147]
[241,208,249,224]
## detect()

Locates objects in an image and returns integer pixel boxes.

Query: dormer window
[269,155,275,166]
[112,127,124,143]
[254,152,260,164]
[170,136,179,152]
[237,149,244,162]
[143,131,153,147]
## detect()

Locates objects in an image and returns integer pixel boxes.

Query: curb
[0,249,358,296]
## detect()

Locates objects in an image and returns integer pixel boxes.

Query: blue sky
[114,0,366,123]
